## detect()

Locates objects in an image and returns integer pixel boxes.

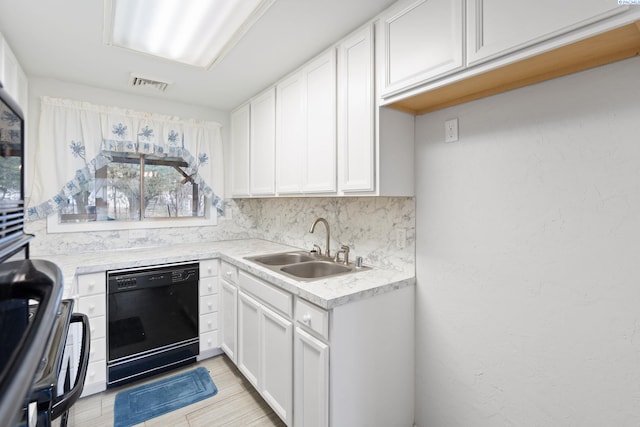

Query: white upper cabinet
[276,50,337,195]
[249,88,276,196]
[379,0,464,97]
[466,0,628,66]
[276,72,305,194]
[338,24,375,193]
[0,31,28,112]
[304,51,337,193]
[230,103,251,197]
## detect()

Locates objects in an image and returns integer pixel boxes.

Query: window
[59,152,206,223]
[30,97,224,230]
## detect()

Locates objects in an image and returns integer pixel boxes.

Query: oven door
[27,302,90,427]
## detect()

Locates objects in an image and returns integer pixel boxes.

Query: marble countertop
[39,239,415,309]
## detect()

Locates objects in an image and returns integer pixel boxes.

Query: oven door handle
[51,313,91,420]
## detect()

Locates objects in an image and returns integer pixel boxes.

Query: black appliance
[1,83,89,427]
[0,82,32,263]
[0,260,90,427]
[107,262,199,387]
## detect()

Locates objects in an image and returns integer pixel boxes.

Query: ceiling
[0,0,396,111]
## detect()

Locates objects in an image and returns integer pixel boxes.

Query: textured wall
[28,196,415,273]
[414,57,640,426]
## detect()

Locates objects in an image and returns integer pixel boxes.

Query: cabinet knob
[207,302,212,309]
[303,314,312,325]
[225,271,232,278]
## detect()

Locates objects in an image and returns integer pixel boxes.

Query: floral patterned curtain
[27,97,224,220]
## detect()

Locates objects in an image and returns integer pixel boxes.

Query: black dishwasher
[107,262,199,387]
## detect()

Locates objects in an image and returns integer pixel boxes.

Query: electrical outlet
[445,118,459,142]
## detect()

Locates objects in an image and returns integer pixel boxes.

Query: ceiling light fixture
[104,0,275,68]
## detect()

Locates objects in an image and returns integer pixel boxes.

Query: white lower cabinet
[76,272,107,397]
[238,288,293,425]
[219,266,238,362]
[260,304,293,423]
[294,327,329,427]
[224,267,414,427]
[238,290,261,388]
[198,259,220,359]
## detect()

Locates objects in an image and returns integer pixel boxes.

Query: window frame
[47,152,217,233]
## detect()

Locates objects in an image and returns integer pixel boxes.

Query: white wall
[414,57,640,426]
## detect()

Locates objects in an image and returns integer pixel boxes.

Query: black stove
[0,260,90,427]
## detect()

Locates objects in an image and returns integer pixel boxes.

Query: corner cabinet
[378,0,464,97]
[466,0,628,65]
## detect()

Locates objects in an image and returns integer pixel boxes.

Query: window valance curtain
[27,97,224,221]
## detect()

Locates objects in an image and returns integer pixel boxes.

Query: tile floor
[67,354,286,426]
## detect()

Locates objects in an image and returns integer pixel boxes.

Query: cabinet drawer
[78,294,105,318]
[239,271,292,317]
[295,298,329,340]
[200,259,218,278]
[221,261,238,284]
[89,337,106,363]
[200,330,219,351]
[88,315,105,340]
[200,294,219,315]
[200,312,219,334]
[77,272,105,296]
[200,277,217,296]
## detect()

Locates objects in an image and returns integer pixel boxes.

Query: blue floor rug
[113,367,218,427]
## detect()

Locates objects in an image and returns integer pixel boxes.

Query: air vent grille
[129,74,170,92]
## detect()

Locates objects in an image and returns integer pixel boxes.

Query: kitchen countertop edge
[38,239,415,309]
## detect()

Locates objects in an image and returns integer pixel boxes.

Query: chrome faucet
[334,245,350,264]
[309,217,331,257]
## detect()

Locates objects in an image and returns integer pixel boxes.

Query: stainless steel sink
[280,261,351,279]
[245,250,369,281]
[249,252,315,265]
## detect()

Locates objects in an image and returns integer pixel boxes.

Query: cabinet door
[230,103,251,197]
[276,72,306,194]
[338,24,375,193]
[466,0,626,65]
[304,51,337,193]
[294,327,329,427]
[380,0,464,97]
[250,88,276,195]
[238,291,260,388]
[260,305,293,425]
[220,279,238,363]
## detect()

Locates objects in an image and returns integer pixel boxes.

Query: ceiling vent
[129,73,171,92]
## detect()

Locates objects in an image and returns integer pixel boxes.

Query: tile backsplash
[27,197,415,274]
